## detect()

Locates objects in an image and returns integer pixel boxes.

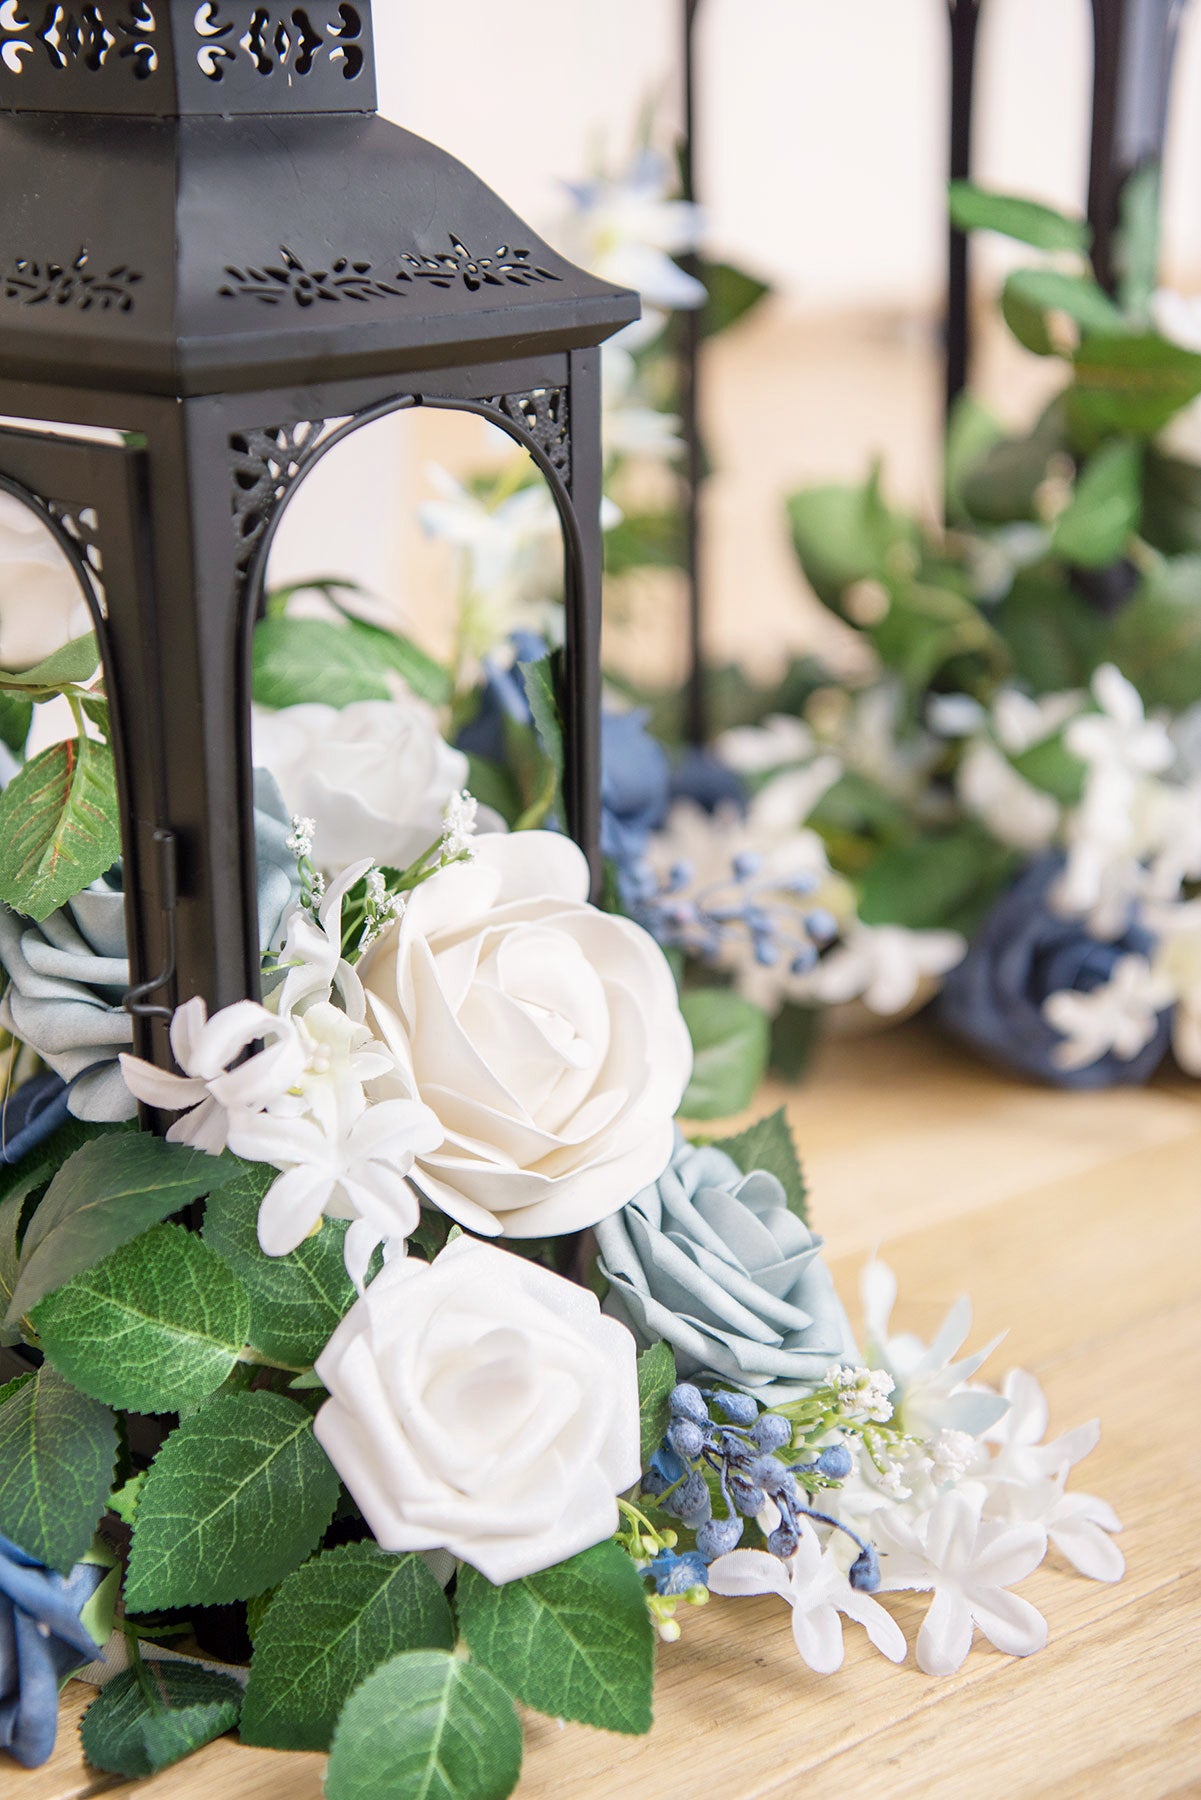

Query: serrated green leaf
[0,692,32,754]
[202,1159,358,1368]
[948,181,1090,253]
[241,1544,455,1751]
[457,1541,655,1736]
[79,1662,243,1778]
[769,1002,823,1083]
[0,1369,32,1410]
[109,1472,145,1527]
[0,735,121,922]
[680,988,770,1121]
[33,1224,251,1413]
[1071,332,1201,438]
[1003,268,1127,341]
[0,1365,116,1570]
[1051,439,1142,568]
[636,1340,676,1469]
[0,633,100,695]
[125,1391,339,1611]
[6,1135,231,1329]
[326,1650,522,1800]
[712,1108,808,1221]
[253,616,451,710]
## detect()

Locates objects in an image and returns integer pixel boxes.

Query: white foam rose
[0,491,93,670]
[252,696,469,873]
[313,1236,641,1582]
[359,830,692,1238]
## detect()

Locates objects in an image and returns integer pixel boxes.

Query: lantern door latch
[123,828,178,1023]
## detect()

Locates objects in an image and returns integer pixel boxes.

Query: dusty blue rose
[0,1535,105,1769]
[595,1133,857,1399]
[0,769,301,1121]
[938,854,1171,1089]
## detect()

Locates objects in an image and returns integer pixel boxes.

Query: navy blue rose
[938,855,1171,1089]
[0,1535,106,1769]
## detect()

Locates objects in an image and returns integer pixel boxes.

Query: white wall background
[272,0,1201,599]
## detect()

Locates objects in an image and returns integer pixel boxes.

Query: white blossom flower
[792,921,967,1018]
[957,739,1061,853]
[1149,898,1201,1072]
[860,1258,1008,1439]
[1042,953,1173,1071]
[876,1488,1048,1676]
[270,859,372,1021]
[314,1236,641,1584]
[708,1525,907,1674]
[560,146,705,348]
[253,696,471,877]
[0,491,94,670]
[602,343,682,460]
[119,998,306,1153]
[716,715,821,775]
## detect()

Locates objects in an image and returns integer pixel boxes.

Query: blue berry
[751,1414,793,1454]
[711,1391,758,1427]
[669,1383,708,1425]
[767,1524,799,1560]
[696,1516,744,1560]
[849,1545,881,1592]
[815,1442,853,1480]
[665,1471,712,1529]
[667,1417,706,1461]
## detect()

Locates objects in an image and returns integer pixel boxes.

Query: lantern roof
[0,2,640,396]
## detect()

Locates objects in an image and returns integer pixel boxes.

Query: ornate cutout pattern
[48,498,108,617]
[219,247,407,309]
[0,2,158,78]
[194,2,364,83]
[1,249,142,312]
[230,420,334,577]
[401,237,562,293]
[479,389,571,484]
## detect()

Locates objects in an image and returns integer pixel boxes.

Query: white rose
[252,697,469,873]
[360,831,692,1238]
[313,1236,641,1582]
[0,491,93,670]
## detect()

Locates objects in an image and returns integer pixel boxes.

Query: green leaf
[457,1541,655,1736]
[124,1391,340,1611]
[1071,333,1201,438]
[326,1650,522,1800]
[996,561,1110,692]
[519,653,564,778]
[79,1662,243,1779]
[0,1365,116,1570]
[712,1108,808,1220]
[202,1159,359,1369]
[462,753,522,829]
[1001,278,1056,356]
[1003,268,1127,340]
[635,1340,676,1468]
[1009,733,1086,807]
[0,1370,32,1410]
[0,633,100,695]
[680,988,770,1120]
[241,1544,455,1751]
[1141,447,1201,556]
[787,475,918,609]
[958,396,1068,524]
[1107,554,1201,709]
[1116,161,1161,322]
[947,181,1090,253]
[769,1002,823,1082]
[945,394,1004,524]
[703,261,771,338]
[6,1135,230,1329]
[0,734,121,922]
[604,508,686,577]
[859,829,1018,936]
[1051,439,1143,568]
[253,616,450,710]
[0,692,32,754]
[33,1224,251,1414]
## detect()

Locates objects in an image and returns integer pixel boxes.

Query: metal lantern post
[0,0,637,1077]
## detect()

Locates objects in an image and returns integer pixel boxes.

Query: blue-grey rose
[938,853,1171,1089]
[595,1133,857,1399]
[0,769,300,1122]
[0,1534,105,1770]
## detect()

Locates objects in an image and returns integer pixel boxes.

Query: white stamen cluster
[827,1364,896,1424]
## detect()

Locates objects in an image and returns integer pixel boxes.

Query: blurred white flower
[0,491,93,671]
[716,714,820,774]
[957,740,1060,852]
[1152,288,1201,459]
[708,1525,907,1675]
[1149,898,1201,1072]
[792,921,966,1017]
[561,147,705,348]
[1042,953,1172,1070]
[876,1488,1047,1676]
[602,343,682,460]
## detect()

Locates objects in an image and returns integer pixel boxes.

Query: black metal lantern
[0,0,638,1073]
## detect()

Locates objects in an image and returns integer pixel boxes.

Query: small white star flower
[1043,954,1172,1071]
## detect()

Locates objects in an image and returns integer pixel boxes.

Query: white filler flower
[314,1236,641,1583]
[359,830,692,1239]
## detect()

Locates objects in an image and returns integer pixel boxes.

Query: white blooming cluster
[708,1258,1122,1679]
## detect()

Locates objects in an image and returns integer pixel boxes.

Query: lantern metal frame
[0,1,638,1075]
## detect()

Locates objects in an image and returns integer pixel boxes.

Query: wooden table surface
[25,1021,1201,1800]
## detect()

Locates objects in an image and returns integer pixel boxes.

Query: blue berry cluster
[643,1383,880,1590]
[631,853,838,974]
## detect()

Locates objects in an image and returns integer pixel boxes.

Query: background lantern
[0,0,637,1074]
